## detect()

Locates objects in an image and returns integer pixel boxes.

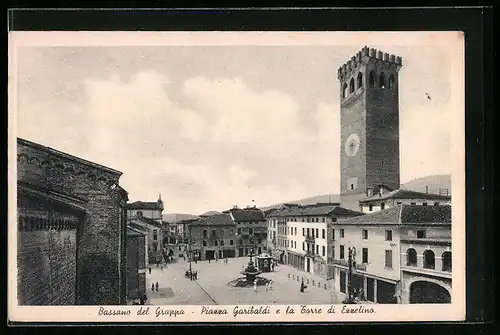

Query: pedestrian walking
[269,280,273,290]
[253,279,258,292]
[161,265,164,271]
[156,262,159,268]
[265,282,269,291]
[151,283,155,292]
[300,279,307,293]
[155,282,159,292]
[148,267,152,275]
[208,259,211,264]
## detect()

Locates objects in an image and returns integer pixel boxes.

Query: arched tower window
[406,248,417,266]
[423,250,435,269]
[442,251,452,272]
[349,78,355,93]
[342,83,348,98]
[203,229,207,238]
[379,72,386,89]
[388,74,395,90]
[357,72,363,89]
[369,70,376,87]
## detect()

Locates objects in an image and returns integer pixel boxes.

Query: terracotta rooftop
[359,189,451,203]
[191,213,235,226]
[266,203,363,218]
[338,204,452,226]
[129,216,163,228]
[230,208,266,222]
[125,201,163,210]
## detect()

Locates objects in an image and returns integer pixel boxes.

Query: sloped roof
[338,204,451,226]
[127,226,146,237]
[200,211,221,217]
[176,218,199,224]
[191,213,235,226]
[230,208,265,222]
[263,208,278,217]
[129,216,163,228]
[18,137,122,176]
[128,222,150,232]
[266,203,363,218]
[359,189,451,203]
[125,201,163,210]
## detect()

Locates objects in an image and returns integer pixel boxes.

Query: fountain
[227,250,271,288]
[241,252,261,283]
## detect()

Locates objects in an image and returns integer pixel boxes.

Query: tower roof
[337,46,403,81]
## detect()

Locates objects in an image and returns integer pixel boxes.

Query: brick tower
[337,46,402,211]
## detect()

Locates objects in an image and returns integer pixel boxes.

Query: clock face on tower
[345,133,360,157]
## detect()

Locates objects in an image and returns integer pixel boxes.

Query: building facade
[189,213,237,260]
[126,197,165,264]
[128,215,164,264]
[265,209,279,258]
[17,138,128,305]
[126,226,147,302]
[125,196,164,220]
[162,221,178,244]
[176,219,198,244]
[399,219,452,304]
[229,207,267,257]
[338,46,402,211]
[267,203,362,285]
[332,205,451,304]
[358,188,452,213]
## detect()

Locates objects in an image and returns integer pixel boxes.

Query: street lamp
[347,246,357,304]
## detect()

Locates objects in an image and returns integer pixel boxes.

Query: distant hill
[162,213,199,223]
[262,174,451,210]
[401,174,451,195]
[262,194,341,211]
[162,174,451,219]
[200,211,221,217]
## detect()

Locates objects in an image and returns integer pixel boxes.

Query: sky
[14,36,457,214]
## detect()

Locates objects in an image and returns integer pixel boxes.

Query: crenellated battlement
[337,46,402,80]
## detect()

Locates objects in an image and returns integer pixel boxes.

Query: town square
[11,32,459,310]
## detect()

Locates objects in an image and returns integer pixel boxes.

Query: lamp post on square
[347,246,357,304]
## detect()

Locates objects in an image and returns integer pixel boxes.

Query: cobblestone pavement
[145,262,215,305]
[146,257,336,305]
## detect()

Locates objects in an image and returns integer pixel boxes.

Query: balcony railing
[401,265,452,278]
[305,234,315,243]
[305,250,315,257]
[331,259,367,271]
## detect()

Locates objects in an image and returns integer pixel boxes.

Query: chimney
[379,186,384,196]
[367,187,374,197]
[233,205,238,209]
